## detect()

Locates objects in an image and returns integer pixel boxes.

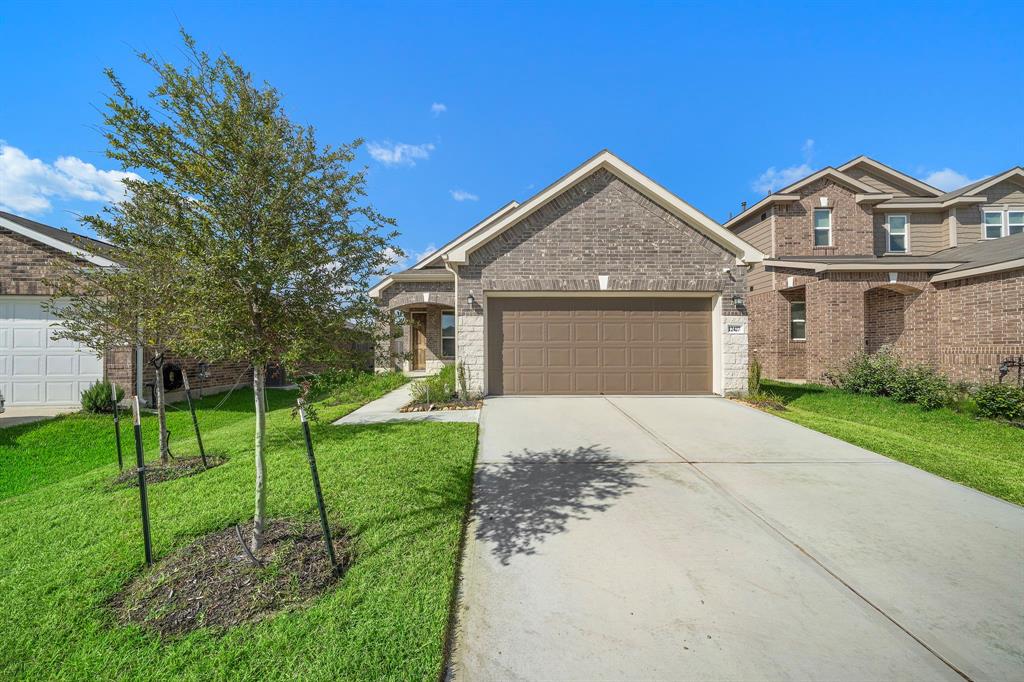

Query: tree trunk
[154,360,170,464]
[251,363,268,554]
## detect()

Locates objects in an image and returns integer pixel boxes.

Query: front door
[411,312,427,371]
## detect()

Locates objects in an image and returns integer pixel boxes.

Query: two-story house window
[886,214,908,253]
[813,208,832,246]
[984,209,1024,238]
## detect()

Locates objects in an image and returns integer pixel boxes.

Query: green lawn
[0,376,478,680]
[761,380,1024,505]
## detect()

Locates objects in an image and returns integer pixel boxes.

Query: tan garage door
[487,297,712,395]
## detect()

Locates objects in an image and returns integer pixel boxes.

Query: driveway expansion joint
[601,394,973,682]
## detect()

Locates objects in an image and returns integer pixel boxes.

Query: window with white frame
[984,210,1004,239]
[984,209,1024,238]
[441,311,455,357]
[886,214,908,253]
[813,208,832,247]
[1010,211,1024,235]
[790,301,806,341]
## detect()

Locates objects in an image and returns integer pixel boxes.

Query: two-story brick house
[725,157,1024,384]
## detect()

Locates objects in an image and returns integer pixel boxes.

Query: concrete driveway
[451,396,1024,681]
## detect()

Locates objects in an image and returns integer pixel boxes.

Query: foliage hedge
[826,346,1023,420]
[80,381,125,413]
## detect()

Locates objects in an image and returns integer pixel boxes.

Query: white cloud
[411,243,438,264]
[449,189,478,202]
[430,102,447,116]
[384,242,439,272]
[751,138,816,195]
[752,163,814,195]
[923,168,977,192]
[0,142,140,215]
[367,141,435,167]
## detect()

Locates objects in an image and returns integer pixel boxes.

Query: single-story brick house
[724,159,1024,384]
[371,151,763,396]
[0,210,250,406]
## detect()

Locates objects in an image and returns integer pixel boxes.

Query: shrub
[410,364,458,404]
[828,347,902,397]
[748,355,762,396]
[975,383,1024,421]
[889,365,955,410]
[81,381,124,413]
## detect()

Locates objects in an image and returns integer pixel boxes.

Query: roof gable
[0,212,117,267]
[837,156,942,197]
[941,167,1024,200]
[446,150,763,264]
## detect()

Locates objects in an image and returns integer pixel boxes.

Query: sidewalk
[333,383,480,425]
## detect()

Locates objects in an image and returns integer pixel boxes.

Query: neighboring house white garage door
[0,297,103,406]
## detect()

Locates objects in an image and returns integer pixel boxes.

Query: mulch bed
[400,400,482,413]
[110,519,350,638]
[111,455,228,488]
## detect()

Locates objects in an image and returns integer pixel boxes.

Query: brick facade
[741,165,1024,387]
[0,228,70,295]
[455,169,748,395]
[3,225,260,404]
[374,280,456,372]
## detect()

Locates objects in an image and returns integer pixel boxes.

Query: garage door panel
[1,297,103,405]
[488,297,712,396]
[548,348,571,368]
[13,328,42,348]
[46,355,75,376]
[575,322,599,342]
[575,347,600,368]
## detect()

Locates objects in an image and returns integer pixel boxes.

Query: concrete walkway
[0,405,76,428]
[333,383,480,425]
[452,395,1024,681]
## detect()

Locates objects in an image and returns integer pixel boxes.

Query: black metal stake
[131,396,153,566]
[298,400,338,573]
[182,370,207,468]
[111,383,123,471]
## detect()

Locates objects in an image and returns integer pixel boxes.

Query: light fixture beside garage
[732,295,744,308]
[466,292,475,306]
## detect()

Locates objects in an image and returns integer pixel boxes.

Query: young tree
[100,31,399,552]
[48,192,191,464]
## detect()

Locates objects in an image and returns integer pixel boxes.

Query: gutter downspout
[443,256,459,370]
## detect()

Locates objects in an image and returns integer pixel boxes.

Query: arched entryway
[863,285,918,353]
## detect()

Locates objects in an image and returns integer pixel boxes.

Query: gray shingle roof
[0,210,117,257]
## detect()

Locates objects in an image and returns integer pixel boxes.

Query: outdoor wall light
[467,293,476,306]
[732,295,744,307]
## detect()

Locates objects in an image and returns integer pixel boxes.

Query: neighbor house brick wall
[773,179,875,257]
[933,268,1024,383]
[747,288,806,381]
[456,169,748,395]
[0,228,77,295]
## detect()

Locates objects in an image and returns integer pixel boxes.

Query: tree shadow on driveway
[473,446,643,565]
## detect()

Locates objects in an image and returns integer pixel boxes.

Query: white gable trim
[838,156,943,197]
[0,216,116,267]
[446,151,763,264]
[412,201,520,269]
[956,167,1024,197]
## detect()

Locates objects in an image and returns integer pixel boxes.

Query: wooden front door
[411,312,427,370]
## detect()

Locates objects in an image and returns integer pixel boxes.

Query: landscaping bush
[889,365,956,410]
[975,383,1024,421]
[409,364,457,404]
[80,381,124,413]
[827,347,902,396]
[826,347,956,410]
[748,355,763,396]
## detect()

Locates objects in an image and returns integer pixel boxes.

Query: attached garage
[487,297,713,395]
[0,297,103,405]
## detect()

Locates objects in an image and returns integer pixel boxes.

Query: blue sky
[2,1,1021,267]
